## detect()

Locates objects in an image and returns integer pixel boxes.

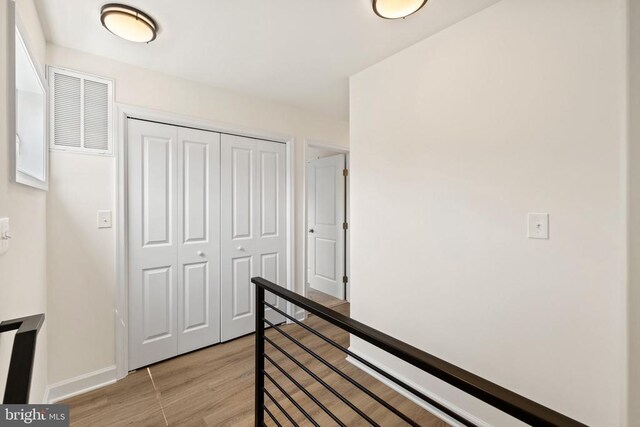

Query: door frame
[115,104,296,379]
[302,140,350,308]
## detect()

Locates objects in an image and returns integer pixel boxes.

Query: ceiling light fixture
[100,4,157,43]
[372,0,428,19]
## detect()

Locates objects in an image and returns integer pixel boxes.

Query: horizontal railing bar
[253,277,585,427]
[265,388,299,427]
[264,335,379,427]
[264,353,347,427]
[264,405,282,427]
[264,370,320,427]
[264,301,476,427]
[264,317,419,427]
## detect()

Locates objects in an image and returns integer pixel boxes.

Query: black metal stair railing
[252,277,586,427]
[0,313,45,404]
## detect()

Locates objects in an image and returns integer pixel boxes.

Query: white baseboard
[346,348,489,427]
[294,308,306,321]
[46,365,117,404]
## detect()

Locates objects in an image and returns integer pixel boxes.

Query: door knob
[308,229,314,233]
[237,246,245,251]
[197,251,205,257]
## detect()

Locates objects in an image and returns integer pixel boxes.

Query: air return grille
[50,67,113,154]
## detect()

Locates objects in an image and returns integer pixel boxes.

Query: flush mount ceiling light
[100,4,157,43]
[372,0,428,19]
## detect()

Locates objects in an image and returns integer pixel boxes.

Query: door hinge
[343,169,349,177]
[343,276,349,284]
[343,222,349,230]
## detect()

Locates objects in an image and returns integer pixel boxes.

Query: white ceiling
[35,0,500,119]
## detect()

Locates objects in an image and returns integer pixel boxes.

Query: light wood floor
[306,286,346,309]
[63,303,448,426]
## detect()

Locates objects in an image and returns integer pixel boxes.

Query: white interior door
[308,154,346,299]
[128,119,179,369]
[221,134,287,341]
[177,127,220,354]
[128,119,221,369]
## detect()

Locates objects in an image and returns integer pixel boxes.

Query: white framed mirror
[9,7,48,190]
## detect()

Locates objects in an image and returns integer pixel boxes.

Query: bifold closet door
[221,134,287,341]
[128,119,220,369]
[176,127,221,354]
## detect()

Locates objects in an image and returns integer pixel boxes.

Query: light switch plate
[97,210,112,229]
[0,218,9,255]
[528,213,549,239]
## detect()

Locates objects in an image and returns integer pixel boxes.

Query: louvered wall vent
[50,67,113,155]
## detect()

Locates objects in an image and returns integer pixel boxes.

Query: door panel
[221,135,286,341]
[128,120,179,369]
[256,140,287,323]
[129,121,221,368]
[232,256,253,319]
[232,147,253,239]
[177,127,220,354]
[308,154,345,299]
[143,136,172,246]
[261,253,279,306]
[260,151,278,237]
[315,238,337,280]
[183,141,208,243]
[142,266,173,341]
[183,262,208,330]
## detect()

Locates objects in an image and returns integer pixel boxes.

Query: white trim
[285,136,297,321]
[346,348,489,427]
[115,104,296,379]
[13,11,49,191]
[46,366,117,404]
[115,107,128,379]
[302,139,350,304]
[293,307,306,322]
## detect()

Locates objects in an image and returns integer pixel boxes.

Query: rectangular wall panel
[261,151,278,237]
[143,136,172,246]
[183,262,208,331]
[232,256,253,319]
[143,266,172,342]
[261,253,279,305]
[183,141,209,243]
[315,238,337,281]
[232,148,252,239]
[315,165,337,226]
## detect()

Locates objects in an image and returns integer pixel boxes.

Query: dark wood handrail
[0,313,45,404]
[252,277,585,427]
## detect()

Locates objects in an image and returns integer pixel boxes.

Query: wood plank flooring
[63,303,448,426]
[306,286,346,309]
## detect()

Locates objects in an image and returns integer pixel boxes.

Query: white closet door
[128,120,222,369]
[221,134,287,341]
[177,128,221,354]
[128,119,179,369]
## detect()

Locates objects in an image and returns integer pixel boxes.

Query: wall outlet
[97,210,112,229]
[527,213,549,239]
[0,218,10,255]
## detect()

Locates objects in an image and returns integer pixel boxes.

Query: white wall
[627,0,640,424]
[350,1,627,425]
[0,0,48,403]
[45,44,349,385]
[307,146,342,160]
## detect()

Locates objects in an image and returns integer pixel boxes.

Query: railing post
[255,284,265,426]
[0,314,45,404]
